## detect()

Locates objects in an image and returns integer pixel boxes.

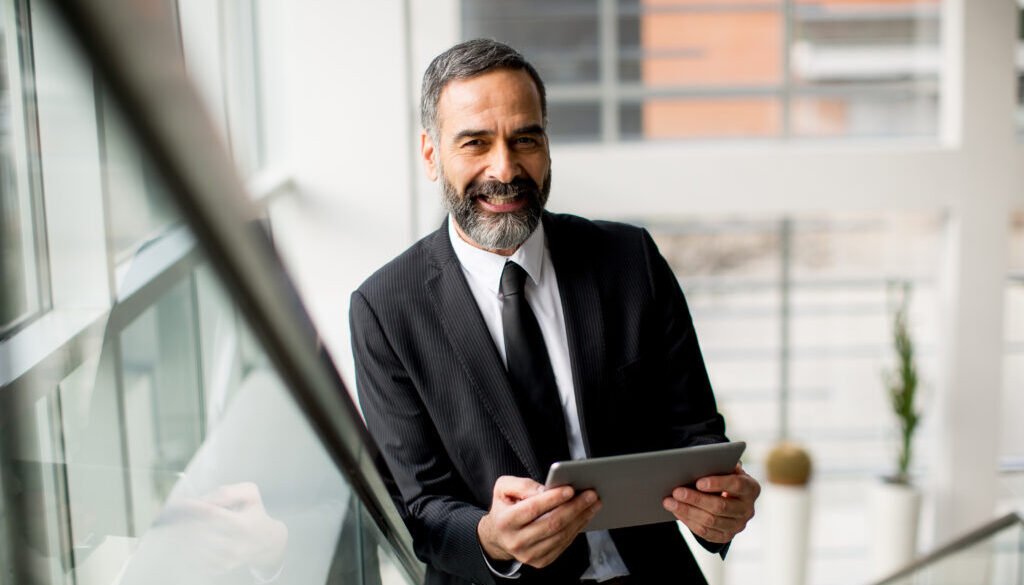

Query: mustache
[466,176,539,199]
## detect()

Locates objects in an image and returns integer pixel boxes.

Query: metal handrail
[870,511,1024,585]
[45,0,424,582]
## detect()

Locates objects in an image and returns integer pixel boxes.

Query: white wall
[410,0,460,237]
[261,0,416,396]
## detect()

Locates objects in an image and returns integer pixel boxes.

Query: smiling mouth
[478,193,522,205]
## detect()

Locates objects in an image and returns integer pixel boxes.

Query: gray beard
[440,169,550,251]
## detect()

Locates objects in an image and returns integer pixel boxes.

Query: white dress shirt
[448,217,630,582]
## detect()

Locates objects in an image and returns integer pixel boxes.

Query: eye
[461,139,484,148]
[514,136,539,146]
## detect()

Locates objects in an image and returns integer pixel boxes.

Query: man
[351,39,759,585]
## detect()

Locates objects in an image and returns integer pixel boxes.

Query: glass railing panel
[58,354,132,584]
[358,501,422,585]
[2,187,403,585]
[2,223,372,585]
[877,514,1024,585]
[118,277,204,533]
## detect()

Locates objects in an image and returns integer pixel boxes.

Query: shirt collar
[447,215,547,296]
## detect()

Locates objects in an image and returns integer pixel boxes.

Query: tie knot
[500,261,528,296]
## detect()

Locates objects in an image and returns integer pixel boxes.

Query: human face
[420,69,551,255]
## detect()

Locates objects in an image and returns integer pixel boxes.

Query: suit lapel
[545,214,606,458]
[424,222,542,479]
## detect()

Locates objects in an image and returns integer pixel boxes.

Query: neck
[452,219,519,257]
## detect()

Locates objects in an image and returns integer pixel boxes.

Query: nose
[487,141,519,184]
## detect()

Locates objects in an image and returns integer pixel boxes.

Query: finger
[739,468,762,499]
[201,482,262,509]
[692,472,758,499]
[529,490,598,534]
[664,499,744,543]
[556,495,601,537]
[683,521,733,544]
[669,487,750,519]
[494,475,546,503]
[521,499,602,568]
[506,485,576,527]
[509,490,598,552]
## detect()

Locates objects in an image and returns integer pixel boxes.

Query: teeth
[484,194,519,204]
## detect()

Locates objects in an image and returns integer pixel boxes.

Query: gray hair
[420,39,547,141]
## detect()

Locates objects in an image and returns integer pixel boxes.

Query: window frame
[0,0,51,339]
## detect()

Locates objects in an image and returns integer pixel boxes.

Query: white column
[931,0,1015,545]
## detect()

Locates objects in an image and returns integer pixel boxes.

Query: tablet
[543,441,746,532]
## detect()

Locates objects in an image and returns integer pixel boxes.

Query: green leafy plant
[885,283,920,484]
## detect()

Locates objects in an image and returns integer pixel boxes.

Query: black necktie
[500,261,570,474]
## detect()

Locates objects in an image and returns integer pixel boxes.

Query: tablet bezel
[543,441,746,532]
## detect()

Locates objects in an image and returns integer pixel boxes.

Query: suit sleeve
[350,290,505,585]
[640,229,732,557]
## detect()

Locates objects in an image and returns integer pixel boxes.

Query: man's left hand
[662,464,760,544]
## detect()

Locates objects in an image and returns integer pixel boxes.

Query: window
[462,0,942,143]
[98,89,178,263]
[646,211,943,584]
[0,0,48,337]
[790,0,941,138]
[648,212,942,470]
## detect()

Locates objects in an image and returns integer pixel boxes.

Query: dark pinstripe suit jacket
[351,212,727,585]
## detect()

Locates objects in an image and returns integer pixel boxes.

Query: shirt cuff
[481,549,523,579]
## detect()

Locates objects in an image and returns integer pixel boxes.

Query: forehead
[436,69,543,137]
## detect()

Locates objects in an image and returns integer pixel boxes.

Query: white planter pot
[764,483,812,585]
[869,481,922,580]
[680,526,724,585]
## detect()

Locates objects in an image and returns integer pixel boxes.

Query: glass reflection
[114,365,357,585]
[2,245,373,584]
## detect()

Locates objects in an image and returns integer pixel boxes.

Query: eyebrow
[451,124,546,144]
[452,129,492,143]
[514,124,545,136]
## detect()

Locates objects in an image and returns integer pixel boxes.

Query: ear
[420,131,439,182]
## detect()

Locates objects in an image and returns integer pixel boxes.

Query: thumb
[493,475,545,503]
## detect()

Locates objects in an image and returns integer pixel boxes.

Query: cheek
[525,160,549,186]
[440,167,473,197]
[446,160,486,191]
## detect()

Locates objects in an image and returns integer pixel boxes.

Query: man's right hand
[477,475,601,569]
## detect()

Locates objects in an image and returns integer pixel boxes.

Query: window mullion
[600,0,618,143]
[782,0,793,139]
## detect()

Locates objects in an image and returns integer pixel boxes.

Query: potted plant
[870,282,923,578]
